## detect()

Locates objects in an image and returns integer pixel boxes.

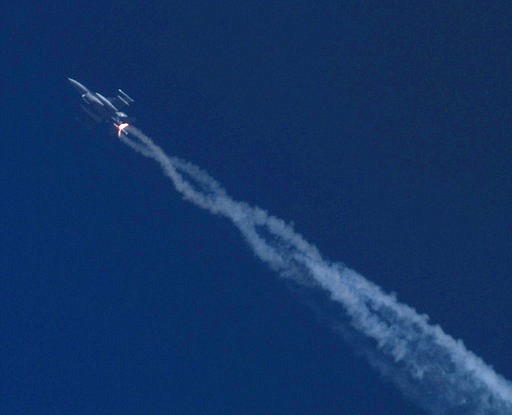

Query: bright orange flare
[116,122,129,138]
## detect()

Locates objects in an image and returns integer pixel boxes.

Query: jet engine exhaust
[115,122,130,138]
[120,127,512,414]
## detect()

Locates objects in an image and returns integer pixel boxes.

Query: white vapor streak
[122,127,512,414]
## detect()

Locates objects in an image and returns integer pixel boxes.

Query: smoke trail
[122,127,512,414]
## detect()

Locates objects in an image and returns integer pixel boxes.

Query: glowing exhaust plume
[121,127,512,414]
[115,122,129,138]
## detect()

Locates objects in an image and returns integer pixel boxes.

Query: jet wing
[80,104,102,123]
[77,106,101,129]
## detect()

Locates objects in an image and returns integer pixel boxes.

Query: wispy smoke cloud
[122,127,512,414]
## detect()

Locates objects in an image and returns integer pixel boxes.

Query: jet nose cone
[68,78,88,93]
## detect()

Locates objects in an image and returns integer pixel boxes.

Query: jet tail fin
[109,89,134,109]
[118,89,134,103]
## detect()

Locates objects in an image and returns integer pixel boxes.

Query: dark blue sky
[3,2,512,414]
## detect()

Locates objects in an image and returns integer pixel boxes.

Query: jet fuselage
[68,78,134,126]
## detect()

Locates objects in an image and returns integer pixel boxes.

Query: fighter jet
[68,77,134,137]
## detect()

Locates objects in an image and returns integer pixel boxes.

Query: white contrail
[122,126,512,414]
